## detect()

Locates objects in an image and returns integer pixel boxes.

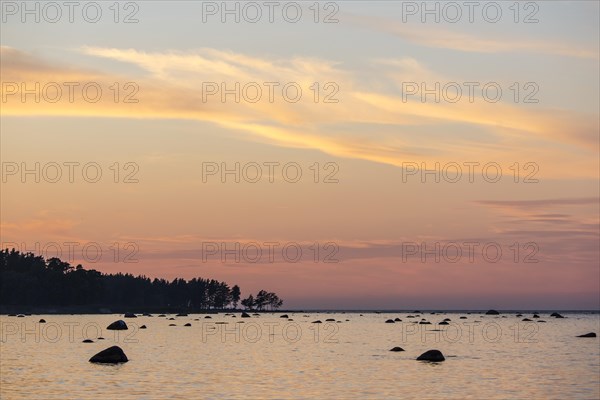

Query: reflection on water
[1,312,599,399]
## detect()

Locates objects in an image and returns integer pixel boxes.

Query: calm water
[1,312,599,399]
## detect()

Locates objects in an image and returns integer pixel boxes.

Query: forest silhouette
[0,249,282,312]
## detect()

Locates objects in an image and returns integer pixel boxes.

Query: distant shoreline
[1,306,598,315]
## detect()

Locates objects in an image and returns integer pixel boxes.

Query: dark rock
[82,339,94,343]
[17,314,25,318]
[124,313,137,318]
[577,332,597,338]
[140,325,147,329]
[168,318,175,320]
[326,318,335,322]
[184,323,192,327]
[459,316,467,319]
[389,347,405,352]
[176,313,188,317]
[241,312,251,318]
[39,319,46,323]
[143,313,152,317]
[522,318,533,322]
[253,313,260,316]
[98,337,105,340]
[312,320,322,324]
[533,314,540,318]
[413,310,421,313]
[416,350,445,362]
[169,324,176,326]
[537,320,546,323]
[89,346,128,364]
[106,320,128,330]
[419,321,431,325]
[158,314,166,317]
[485,310,500,315]
[280,314,289,318]
[394,318,402,322]
[550,312,564,318]
[385,319,395,324]
[204,316,212,319]
[443,318,451,322]
[438,321,449,325]
[516,314,523,317]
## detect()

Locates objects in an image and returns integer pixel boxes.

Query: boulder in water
[416,349,445,362]
[106,320,128,330]
[485,310,500,315]
[577,332,596,338]
[550,312,564,318]
[89,346,128,364]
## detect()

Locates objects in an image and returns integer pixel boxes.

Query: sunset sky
[1,1,599,309]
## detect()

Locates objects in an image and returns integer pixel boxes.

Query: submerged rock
[106,320,128,330]
[176,313,188,317]
[417,350,445,362]
[89,346,128,364]
[485,310,500,315]
[577,332,597,338]
[389,347,405,352]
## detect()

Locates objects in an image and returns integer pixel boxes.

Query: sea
[1,311,599,399]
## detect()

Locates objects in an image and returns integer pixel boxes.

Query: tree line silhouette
[0,249,283,311]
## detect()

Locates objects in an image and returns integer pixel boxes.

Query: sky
[1,1,599,309]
